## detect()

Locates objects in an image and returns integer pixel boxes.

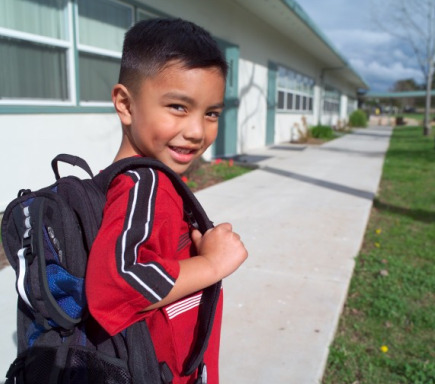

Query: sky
[299,0,424,92]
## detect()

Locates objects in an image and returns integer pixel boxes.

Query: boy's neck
[114,132,143,162]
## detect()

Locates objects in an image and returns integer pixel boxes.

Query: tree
[374,0,435,136]
[392,78,419,92]
[392,78,419,110]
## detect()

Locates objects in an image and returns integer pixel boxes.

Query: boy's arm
[145,222,247,310]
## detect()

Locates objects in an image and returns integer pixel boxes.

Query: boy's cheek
[206,127,219,146]
[199,143,213,157]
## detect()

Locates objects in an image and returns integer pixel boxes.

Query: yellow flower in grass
[380,345,388,353]
[374,242,380,248]
[376,228,382,235]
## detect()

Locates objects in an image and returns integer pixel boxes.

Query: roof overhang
[363,90,435,99]
[231,0,369,90]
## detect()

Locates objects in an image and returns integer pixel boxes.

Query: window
[276,66,314,113]
[79,52,121,103]
[286,93,293,109]
[323,86,340,114]
[0,0,68,39]
[0,0,71,104]
[277,91,285,109]
[77,0,133,104]
[0,0,158,109]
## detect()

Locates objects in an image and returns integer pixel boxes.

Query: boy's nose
[183,116,205,142]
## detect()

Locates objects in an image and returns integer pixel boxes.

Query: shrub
[310,125,334,139]
[349,109,367,127]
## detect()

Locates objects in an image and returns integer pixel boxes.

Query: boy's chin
[164,155,203,175]
[164,161,192,175]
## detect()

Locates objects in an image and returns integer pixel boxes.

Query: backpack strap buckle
[6,353,26,382]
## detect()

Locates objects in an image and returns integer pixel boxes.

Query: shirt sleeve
[86,168,184,335]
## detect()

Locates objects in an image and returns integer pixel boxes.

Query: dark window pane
[0,37,68,100]
[295,95,301,110]
[79,52,120,102]
[286,93,293,110]
[277,91,285,109]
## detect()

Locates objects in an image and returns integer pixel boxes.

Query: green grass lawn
[402,112,435,122]
[322,126,435,384]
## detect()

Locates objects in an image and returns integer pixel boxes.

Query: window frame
[276,65,314,114]
[322,85,340,114]
[0,2,76,107]
[75,0,133,106]
[0,0,161,113]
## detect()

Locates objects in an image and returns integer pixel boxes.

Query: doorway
[214,40,239,158]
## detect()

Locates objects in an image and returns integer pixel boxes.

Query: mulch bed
[183,162,234,192]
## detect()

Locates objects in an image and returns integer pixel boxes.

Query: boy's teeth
[173,147,191,154]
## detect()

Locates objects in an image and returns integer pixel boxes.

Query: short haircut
[119,18,228,92]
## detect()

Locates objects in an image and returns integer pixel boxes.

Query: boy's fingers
[216,222,232,232]
[191,228,203,247]
[191,228,202,239]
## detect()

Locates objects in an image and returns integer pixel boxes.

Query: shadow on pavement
[261,166,375,200]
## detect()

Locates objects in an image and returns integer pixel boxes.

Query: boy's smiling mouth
[169,146,200,164]
[169,146,197,155]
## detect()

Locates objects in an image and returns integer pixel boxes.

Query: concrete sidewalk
[195,126,392,383]
[0,126,392,383]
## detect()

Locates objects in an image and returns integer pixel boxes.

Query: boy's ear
[112,84,133,126]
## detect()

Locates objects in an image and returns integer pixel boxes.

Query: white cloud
[351,58,423,90]
[328,29,393,48]
[352,59,421,82]
[300,0,424,91]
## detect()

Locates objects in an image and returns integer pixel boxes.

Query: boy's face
[117,62,226,174]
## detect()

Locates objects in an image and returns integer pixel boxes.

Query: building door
[214,40,239,158]
[266,62,277,145]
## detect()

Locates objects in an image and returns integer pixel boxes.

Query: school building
[0,0,368,211]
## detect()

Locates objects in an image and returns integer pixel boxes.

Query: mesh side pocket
[23,347,59,384]
[63,346,132,384]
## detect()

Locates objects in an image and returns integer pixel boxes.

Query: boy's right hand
[145,223,248,310]
[191,223,248,280]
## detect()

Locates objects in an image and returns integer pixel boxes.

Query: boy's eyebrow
[163,92,225,109]
[208,102,225,110]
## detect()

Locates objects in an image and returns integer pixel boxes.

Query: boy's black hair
[119,18,228,91]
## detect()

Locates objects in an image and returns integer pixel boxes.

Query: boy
[85,18,248,383]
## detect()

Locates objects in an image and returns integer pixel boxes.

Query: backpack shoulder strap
[94,157,213,233]
[93,157,221,376]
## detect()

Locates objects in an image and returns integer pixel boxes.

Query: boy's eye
[169,104,186,112]
[206,111,221,119]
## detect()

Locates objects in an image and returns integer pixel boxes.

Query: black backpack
[1,154,221,384]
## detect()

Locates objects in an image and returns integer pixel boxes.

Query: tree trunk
[424,65,433,136]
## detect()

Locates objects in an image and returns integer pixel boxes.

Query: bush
[349,109,367,127]
[310,125,334,139]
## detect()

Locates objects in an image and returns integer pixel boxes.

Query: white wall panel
[237,59,268,152]
[0,114,120,211]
